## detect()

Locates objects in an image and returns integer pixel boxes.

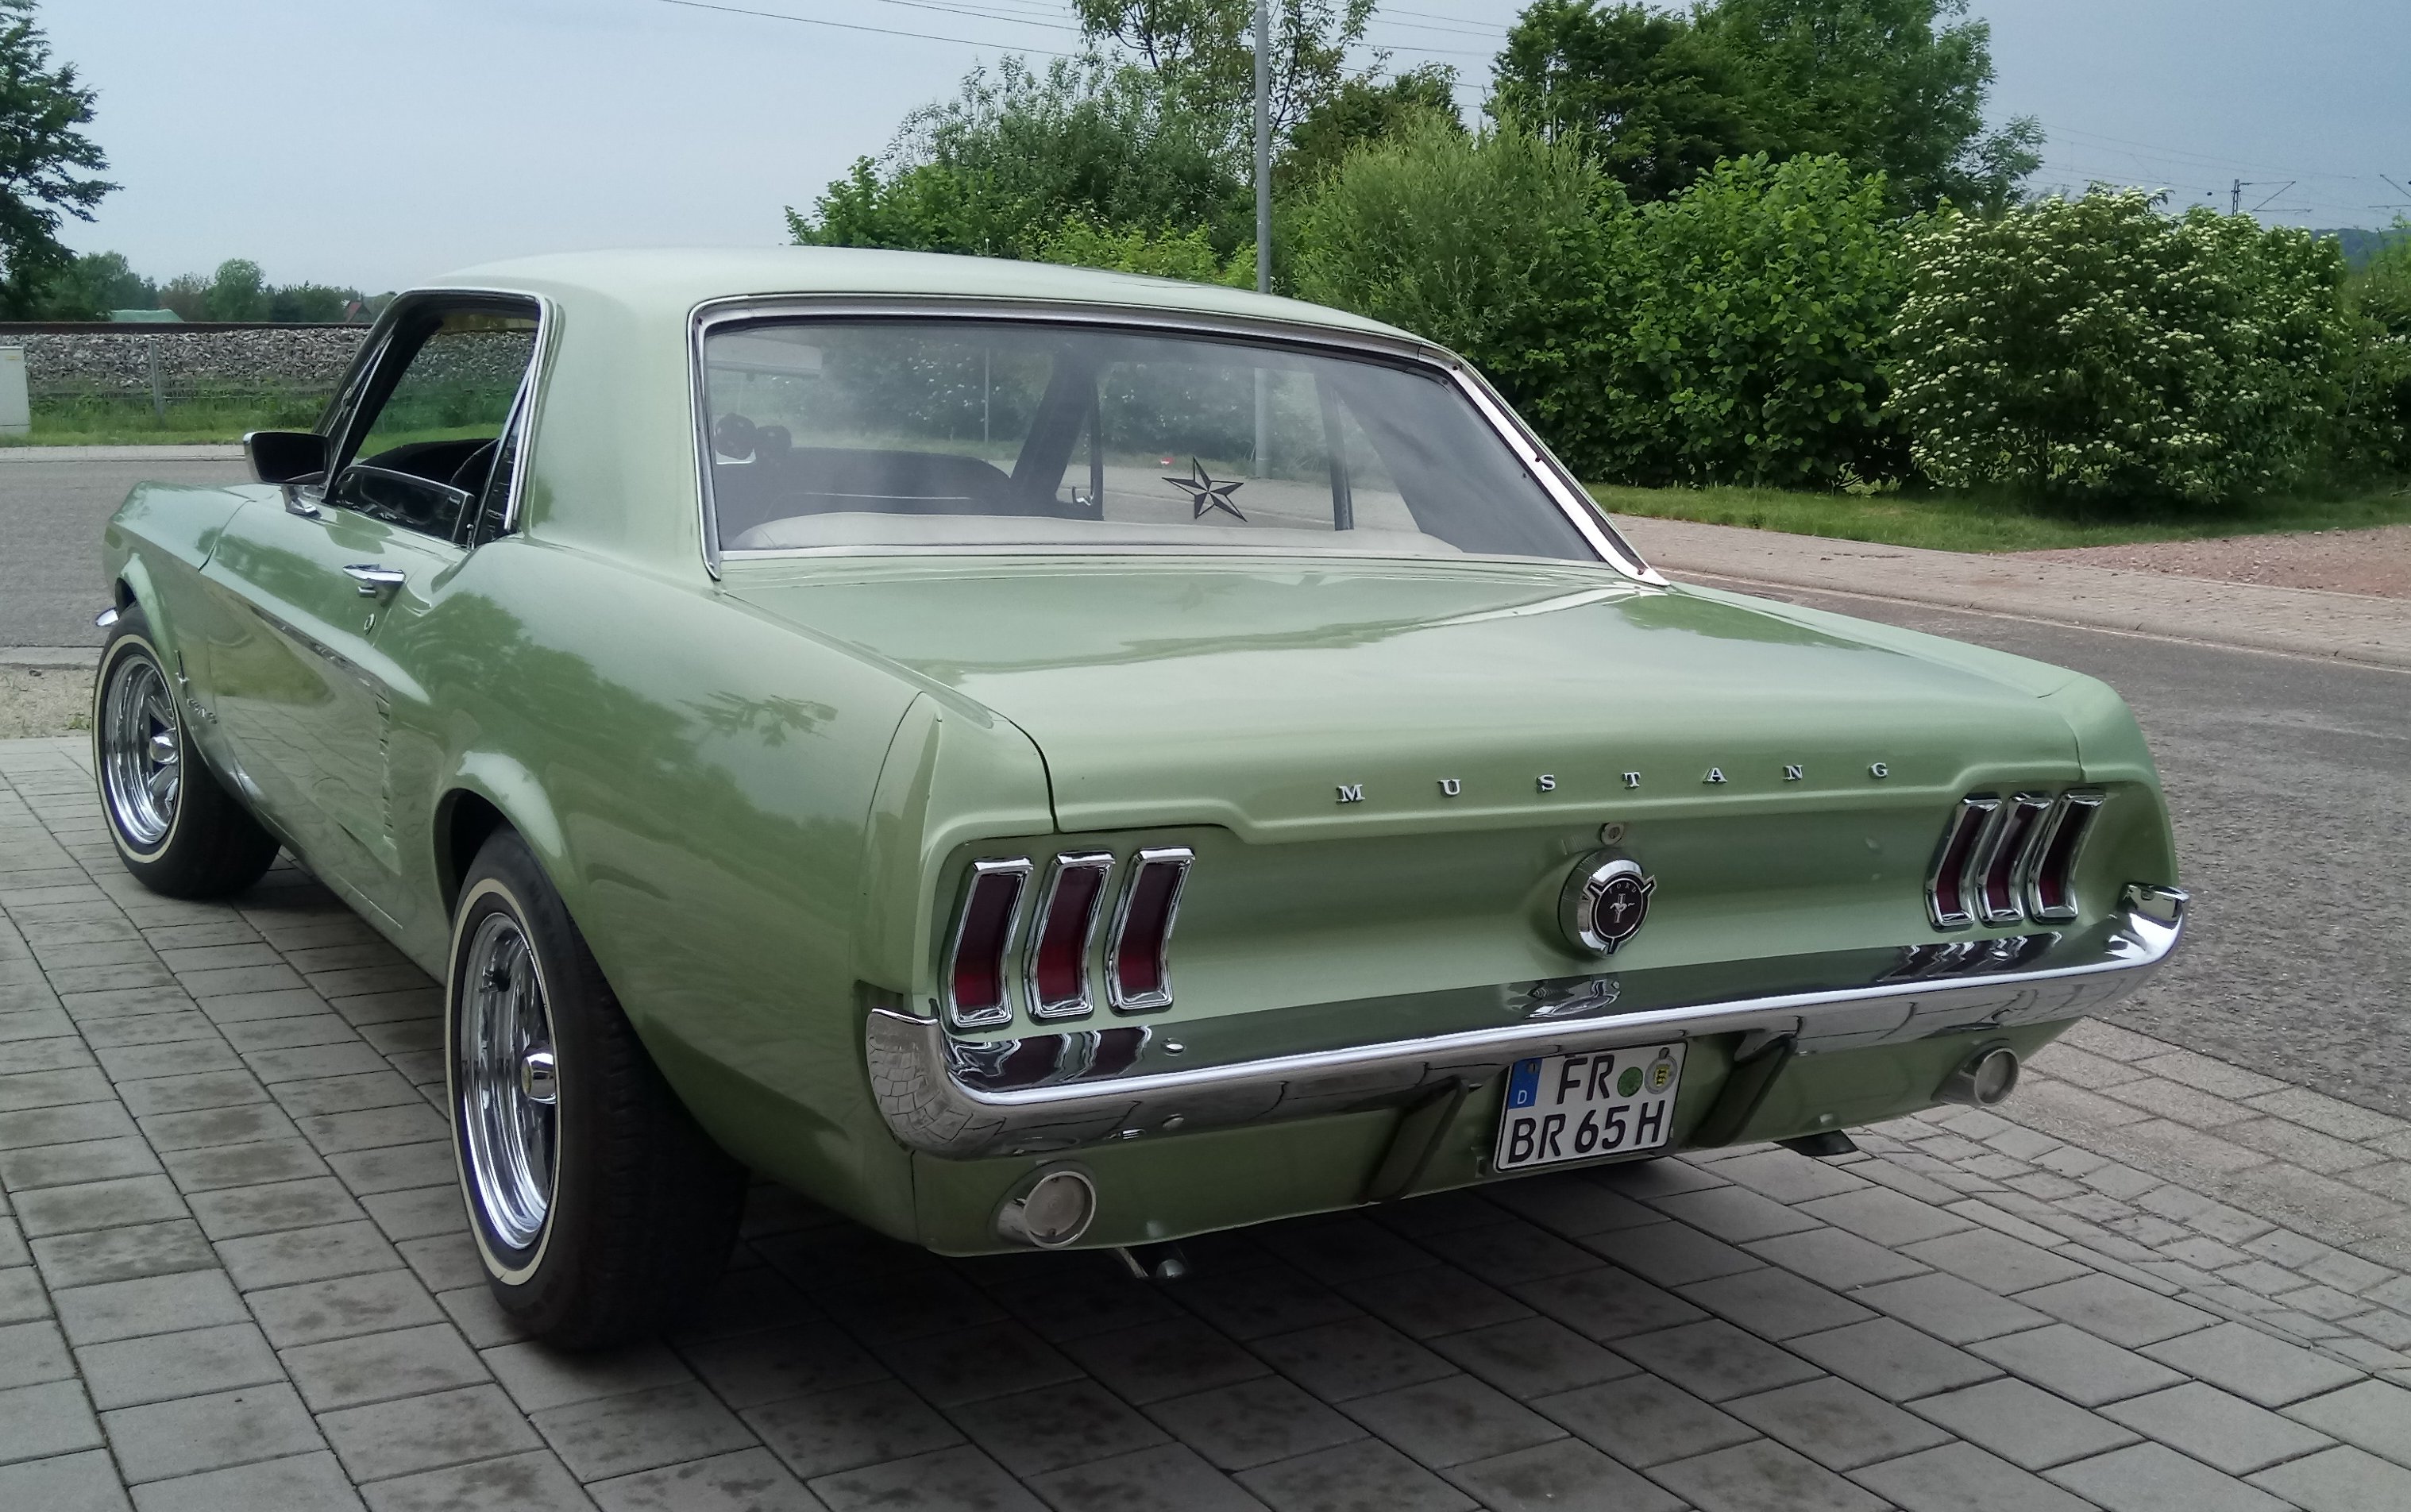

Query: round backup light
[994,1166,1097,1249]
[1939,1045,2021,1107]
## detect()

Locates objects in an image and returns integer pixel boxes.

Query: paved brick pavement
[6,731,2411,1511]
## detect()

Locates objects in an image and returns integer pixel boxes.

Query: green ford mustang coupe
[92,249,2186,1344]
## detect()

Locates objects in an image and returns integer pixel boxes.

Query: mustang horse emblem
[1163,458,1248,521]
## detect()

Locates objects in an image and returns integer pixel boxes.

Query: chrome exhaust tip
[1939,1044,2021,1108]
[994,1165,1097,1248]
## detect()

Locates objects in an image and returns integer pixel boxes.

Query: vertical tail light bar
[1927,796,2000,930]
[1976,794,2053,926]
[1106,847,1193,1014]
[1026,852,1114,1021]
[2021,790,2103,922]
[943,858,1031,1031]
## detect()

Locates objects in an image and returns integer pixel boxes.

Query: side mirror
[246,430,328,485]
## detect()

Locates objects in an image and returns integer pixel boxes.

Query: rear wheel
[93,608,278,898]
[446,829,746,1347]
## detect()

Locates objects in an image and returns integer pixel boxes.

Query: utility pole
[1252,0,1271,474]
[2232,179,2242,215]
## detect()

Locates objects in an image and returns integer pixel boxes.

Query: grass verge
[1590,481,2411,553]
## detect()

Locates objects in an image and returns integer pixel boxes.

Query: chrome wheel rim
[459,912,557,1252]
[101,652,179,849]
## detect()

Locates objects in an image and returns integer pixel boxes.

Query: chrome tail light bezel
[1105,846,1194,1015]
[942,858,1032,1032]
[2022,789,2104,924]
[1976,793,2054,927]
[1927,795,2001,930]
[1024,851,1115,1023]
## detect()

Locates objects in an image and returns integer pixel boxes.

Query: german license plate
[1493,1043,1685,1173]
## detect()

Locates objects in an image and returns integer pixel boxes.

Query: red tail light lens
[944,858,1030,1030]
[1977,794,2052,925]
[2023,791,2103,922]
[1107,847,1193,1014]
[1027,853,1113,1021]
[1927,796,1999,929]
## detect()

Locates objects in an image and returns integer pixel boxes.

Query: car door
[201,295,540,908]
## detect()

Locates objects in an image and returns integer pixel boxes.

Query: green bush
[1289,118,1629,474]
[1030,216,1252,285]
[1607,153,1908,486]
[2338,222,2411,474]
[1891,189,2347,503]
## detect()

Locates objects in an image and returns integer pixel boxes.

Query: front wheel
[93,608,278,898]
[446,829,745,1347]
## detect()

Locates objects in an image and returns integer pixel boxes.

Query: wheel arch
[434,754,573,918]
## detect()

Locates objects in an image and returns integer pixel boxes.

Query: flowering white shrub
[1890,189,2346,503]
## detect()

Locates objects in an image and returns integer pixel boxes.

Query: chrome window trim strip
[1025,851,1115,1023]
[681,295,1660,585]
[1104,845,1193,1016]
[868,885,2189,1158]
[942,857,1032,1032]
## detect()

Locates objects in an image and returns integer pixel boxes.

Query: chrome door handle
[343,564,407,596]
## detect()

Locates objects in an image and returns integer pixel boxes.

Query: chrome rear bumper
[866,883,2187,1159]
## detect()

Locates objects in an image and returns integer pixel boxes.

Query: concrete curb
[1615,515,2411,674]
[0,646,95,668]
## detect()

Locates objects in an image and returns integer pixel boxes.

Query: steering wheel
[448,441,500,493]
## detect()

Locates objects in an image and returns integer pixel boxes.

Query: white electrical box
[0,347,27,435]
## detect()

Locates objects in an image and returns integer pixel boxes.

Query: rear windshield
[700,319,1602,562]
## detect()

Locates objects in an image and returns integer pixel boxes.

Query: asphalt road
[0,453,250,647]
[1703,574,2411,1122]
[3,453,2401,1113]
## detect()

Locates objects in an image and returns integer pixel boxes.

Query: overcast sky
[45,0,2411,294]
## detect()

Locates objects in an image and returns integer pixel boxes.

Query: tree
[1290,118,1630,472]
[1890,191,2347,503]
[268,281,358,323]
[1278,64,1460,191]
[788,57,1248,260]
[203,257,269,321]
[1491,2,1762,204]
[1489,0,2035,212]
[0,0,114,316]
[1071,0,1377,141]
[1698,0,2039,213]
[29,248,151,318]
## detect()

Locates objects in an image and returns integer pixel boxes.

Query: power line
[652,0,1085,56]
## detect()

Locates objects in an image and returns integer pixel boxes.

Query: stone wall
[0,324,369,399]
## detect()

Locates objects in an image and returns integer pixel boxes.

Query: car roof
[433,246,1431,350]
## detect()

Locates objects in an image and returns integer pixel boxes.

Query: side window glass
[334,306,538,542]
[469,396,527,547]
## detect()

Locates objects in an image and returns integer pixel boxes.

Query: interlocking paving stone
[358,1449,594,1512]
[2142,1321,2368,1407]
[1972,1323,2189,1406]
[679,1319,884,1410]
[531,1379,760,1481]
[1908,1376,2140,1471]
[1785,1317,1999,1402]
[2282,1378,2411,1467]
[1064,1317,1273,1406]
[126,1449,365,1512]
[0,1448,135,1512]
[2103,1381,2337,1475]
[318,1383,542,1483]
[2046,1441,2296,1512]
[1584,1217,1766,1286]
[1851,1271,2054,1344]
[951,1377,1177,1475]
[2016,1272,2219,1348]
[1611,1317,1823,1402]
[1426,1314,1638,1400]
[1726,1374,1952,1472]
[1252,1314,1456,1402]
[248,1269,447,1349]
[1503,1262,1707,1345]
[101,1381,323,1484]
[280,1321,489,1411]
[1532,1372,1756,1467]
[76,1319,284,1409]
[1445,1435,1684,1512]
[1743,1225,1932,1288]
[14,1173,187,1238]
[1482,1172,1661,1235]
[812,1444,1045,1512]
[214,1218,400,1290]
[1341,1372,1564,1469]
[2248,1443,2411,1510]
[0,1263,49,1324]
[32,1216,215,1288]
[743,1377,963,1479]
[588,1446,815,1512]
[0,1317,74,1388]
[1677,1262,1877,1340]
[1419,1218,1602,1286]
[1231,1437,1469,1512]
[1339,1260,1530,1340]
[1850,1441,2096,1512]
[1653,1437,1888,1512]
